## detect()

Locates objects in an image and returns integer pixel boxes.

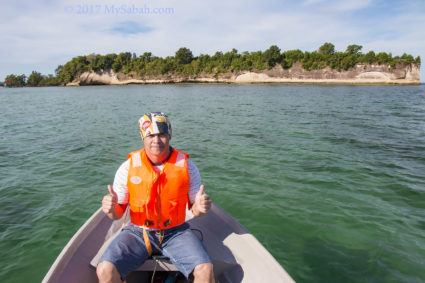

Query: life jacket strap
[143,227,153,257]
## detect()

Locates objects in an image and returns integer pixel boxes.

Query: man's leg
[97,261,121,283]
[161,224,213,281]
[97,225,150,282]
[193,262,215,283]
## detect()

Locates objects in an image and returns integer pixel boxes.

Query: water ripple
[0,85,424,282]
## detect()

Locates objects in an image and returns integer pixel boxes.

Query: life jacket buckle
[156,229,165,244]
[164,220,170,227]
[145,220,154,226]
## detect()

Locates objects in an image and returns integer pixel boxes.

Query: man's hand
[194,184,212,216]
[102,185,117,215]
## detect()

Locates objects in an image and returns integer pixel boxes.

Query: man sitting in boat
[97,112,214,283]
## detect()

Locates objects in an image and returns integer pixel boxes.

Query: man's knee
[97,261,120,282]
[193,262,214,282]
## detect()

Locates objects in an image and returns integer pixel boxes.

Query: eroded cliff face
[234,62,420,84]
[68,63,420,86]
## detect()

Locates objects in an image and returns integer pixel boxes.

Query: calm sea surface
[0,84,424,282]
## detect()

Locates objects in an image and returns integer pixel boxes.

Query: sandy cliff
[67,63,420,86]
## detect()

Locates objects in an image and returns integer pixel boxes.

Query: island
[3,43,421,87]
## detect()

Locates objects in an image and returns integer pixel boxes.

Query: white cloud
[303,0,372,13]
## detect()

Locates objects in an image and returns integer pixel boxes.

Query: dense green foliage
[4,71,60,87]
[26,71,61,86]
[3,43,421,87]
[4,74,26,87]
[297,43,420,71]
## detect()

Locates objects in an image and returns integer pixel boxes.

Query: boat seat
[135,254,178,272]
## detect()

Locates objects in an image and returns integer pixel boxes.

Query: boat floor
[126,270,188,283]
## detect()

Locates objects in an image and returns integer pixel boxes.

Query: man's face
[143,133,170,158]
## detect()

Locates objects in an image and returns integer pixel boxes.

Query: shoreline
[3,63,420,87]
[2,79,421,88]
[66,80,421,86]
[66,63,421,86]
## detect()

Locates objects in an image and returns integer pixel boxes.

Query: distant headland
[3,43,421,87]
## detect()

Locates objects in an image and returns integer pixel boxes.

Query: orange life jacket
[127,147,190,229]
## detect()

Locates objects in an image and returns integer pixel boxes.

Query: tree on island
[4,74,26,87]
[175,47,194,65]
[346,44,363,55]
[318,42,335,55]
[262,45,282,68]
[27,71,44,87]
[3,43,421,87]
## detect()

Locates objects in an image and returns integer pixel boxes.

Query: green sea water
[0,84,424,282]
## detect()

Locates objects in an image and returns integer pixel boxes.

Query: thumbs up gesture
[194,184,212,215]
[102,185,117,214]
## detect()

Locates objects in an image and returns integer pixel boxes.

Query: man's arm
[192,184,212,217]
[102,160,130,220]
[187,159,212,216]
[102,185,127,220]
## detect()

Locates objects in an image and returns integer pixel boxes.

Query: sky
[1,0,424,82]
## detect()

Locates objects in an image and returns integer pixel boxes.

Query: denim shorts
[99,222,211,280]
